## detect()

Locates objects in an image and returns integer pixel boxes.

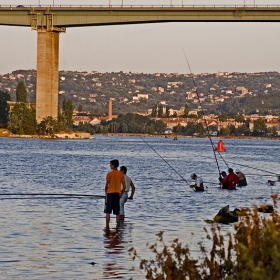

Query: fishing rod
[0,197,89,200]
[216,151,229,169]
[181,47,221,177]
[0,193,105,198]
[137,135,191,186]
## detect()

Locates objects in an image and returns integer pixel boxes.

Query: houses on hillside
[73,112,280,136]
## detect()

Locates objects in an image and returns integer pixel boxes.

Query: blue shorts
[104,193,120,215]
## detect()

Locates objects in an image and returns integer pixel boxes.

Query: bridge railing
[2,5,280,8]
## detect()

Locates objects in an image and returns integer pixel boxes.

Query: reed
[130,194,280,280]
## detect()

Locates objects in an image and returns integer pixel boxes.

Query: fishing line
[215,146,278,176]
[188,151,278,177]
[225,159,278,176]
[0,197,88,200]
[137,135,191,186]
[0,193,105,198]
[181,46,221,177]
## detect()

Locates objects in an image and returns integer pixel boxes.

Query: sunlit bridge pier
[1,5,280,122]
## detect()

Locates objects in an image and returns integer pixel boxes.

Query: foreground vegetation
[130,194,280,280]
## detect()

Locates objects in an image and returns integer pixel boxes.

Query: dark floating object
[90,262,96,265]
[214,205,239,224]
[268,180,276,186]
[258,204,273,213]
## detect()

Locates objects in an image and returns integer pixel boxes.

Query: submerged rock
[214,205,240,224]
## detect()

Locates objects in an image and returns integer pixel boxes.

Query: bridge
[1,5,280,122]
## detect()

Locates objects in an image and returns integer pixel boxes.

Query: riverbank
[102,132,280,140]
[0,129,92,139]
[0,129,279,140]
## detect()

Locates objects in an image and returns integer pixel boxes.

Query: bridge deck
[1,6,280,27]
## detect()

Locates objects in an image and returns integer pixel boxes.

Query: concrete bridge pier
[36,27,60,123]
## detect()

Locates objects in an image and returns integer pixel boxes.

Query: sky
[0,0,280,75]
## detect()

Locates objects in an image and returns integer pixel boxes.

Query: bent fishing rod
[181,47,221,177]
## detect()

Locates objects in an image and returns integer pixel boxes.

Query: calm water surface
[0,136,279,279]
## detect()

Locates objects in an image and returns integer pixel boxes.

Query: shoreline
[0,129,279,140]
[101,133,280,141]
[0,129,92,139]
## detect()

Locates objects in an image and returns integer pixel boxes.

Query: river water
[0,136,279,279]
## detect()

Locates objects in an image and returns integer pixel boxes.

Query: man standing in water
[219,171,228,189]
[221,168,239,190]
[235,169,247,187]
[190,173,205,191]
[104,159,125,230]
[119,166,136,220]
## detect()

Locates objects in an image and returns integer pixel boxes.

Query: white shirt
[123,174,132,192]
[195,176,203,187]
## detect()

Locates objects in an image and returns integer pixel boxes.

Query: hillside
[1,69,279,116]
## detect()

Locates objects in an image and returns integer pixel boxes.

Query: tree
[235,113,245,123]
[62,98,74,126]
[78,104,83,112]
[99,113,166,134]
[8,103,36,135]
[16,81,28,103]
[165,106,170,118]
[37,116,59,135]
[229,124,236,135]
[220,126,231,136]
[184,122,205,136]
[197,111,203,119]
[0,91,12,126]
[154,119,166,134]
[218,113,228,122]
[172,123,183,134]
[235,124,251,136]
[109,121,119,133]
[183,103,189,117]
[157,104,164,118]
[252,118,267,136]
[151,104,157,118]
[57,105,67,132]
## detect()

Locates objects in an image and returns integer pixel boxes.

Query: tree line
[0,81,74,135]
[171,117,274,137]
[73,113,167,135]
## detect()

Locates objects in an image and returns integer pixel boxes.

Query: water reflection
[103,227,124,279]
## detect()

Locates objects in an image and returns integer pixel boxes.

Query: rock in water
[214,205,239,224]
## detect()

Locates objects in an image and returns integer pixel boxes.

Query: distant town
[1,69,279,136]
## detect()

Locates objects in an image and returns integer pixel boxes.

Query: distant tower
[108,99,112,120]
